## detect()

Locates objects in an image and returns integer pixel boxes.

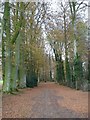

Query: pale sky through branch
[0,0,88,57]
[44,0,88,58]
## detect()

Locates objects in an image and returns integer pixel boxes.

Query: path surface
[2,82,88,118]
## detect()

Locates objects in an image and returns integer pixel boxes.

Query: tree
[3,2,11,92]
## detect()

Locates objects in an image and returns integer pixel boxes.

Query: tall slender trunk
[19,39,26,88]
[63,9,68,83]
[88,2,90,83]
[88,50,90,83]
[2,2,7,81]
[63,8,72,86]
[3,2,11,92]
[10,34,20,91]
[49,53,52,81]
[2,28,5,81]
[10,2,25,91]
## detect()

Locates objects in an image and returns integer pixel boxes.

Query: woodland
[0,1,89,93]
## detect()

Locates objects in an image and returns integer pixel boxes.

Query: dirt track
[2,82,88,118]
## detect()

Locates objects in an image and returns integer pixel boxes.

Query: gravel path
[30,89,80,118]
[2,82,88,118]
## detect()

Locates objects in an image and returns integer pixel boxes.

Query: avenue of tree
[0,1,89,93]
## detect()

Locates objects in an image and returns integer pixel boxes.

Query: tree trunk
[3,2,11,92]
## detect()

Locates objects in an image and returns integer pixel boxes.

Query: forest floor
[2,82,88,118]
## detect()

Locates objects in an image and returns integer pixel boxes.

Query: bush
[26,71,38,88]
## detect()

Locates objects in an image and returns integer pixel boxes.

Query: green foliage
[74,53,83,89]
[56,55,65,84]
[65,57,72,87]
[26,68,38,88]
